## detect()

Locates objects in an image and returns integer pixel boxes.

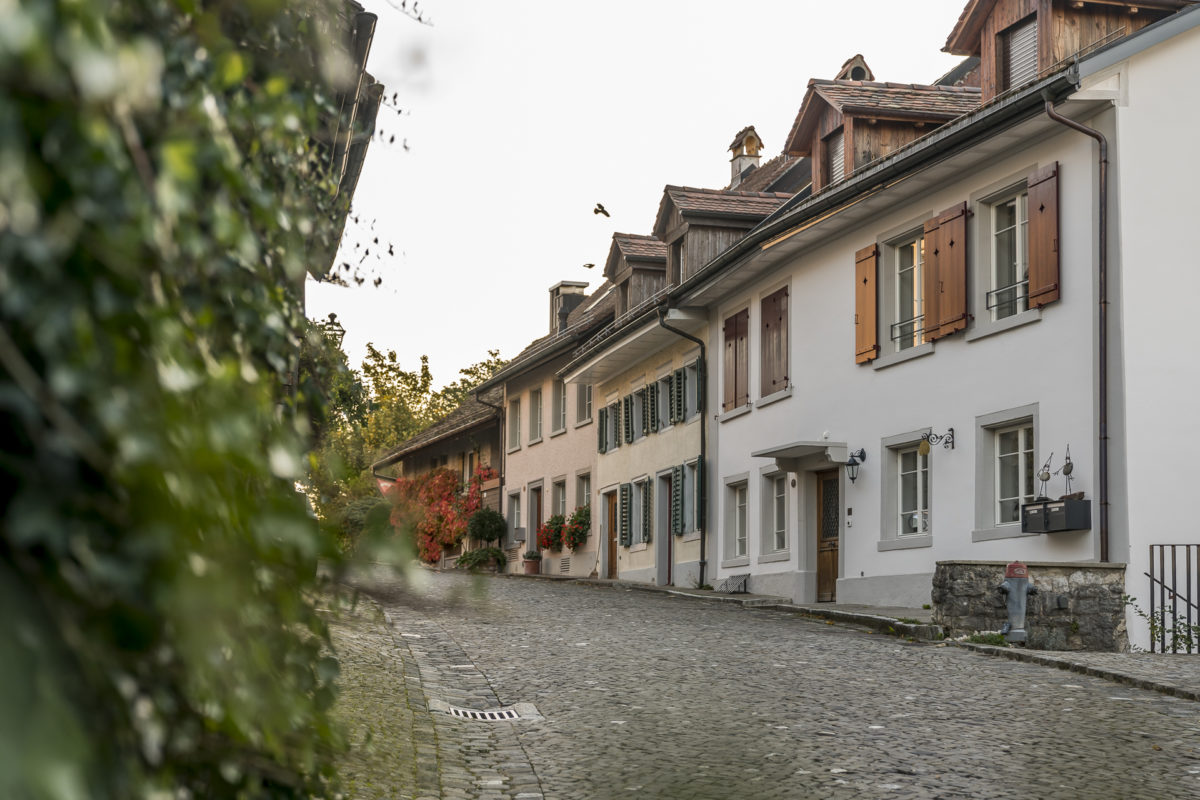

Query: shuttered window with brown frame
[854,244,879,364]
[723,309,749,411]
[1026,162,1060,308]
[760,287,789,396]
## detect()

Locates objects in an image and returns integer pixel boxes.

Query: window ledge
[574,417,593,429]
[756,386,793,409]
[686,414,702,425]
[972,525,1040,543]
[966,308,1041,343]
[681,530,701,543]
[721,556,750,569]
[718,404,753,423]
[527,437,543,447]
[871,342,934,371]
[506,444,521,454]
[629,542,648,553]
[549,427,566,439]
[757,550,790,564]
[878,534,933,551]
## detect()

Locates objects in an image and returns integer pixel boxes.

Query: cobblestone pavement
[341,568,1200,800]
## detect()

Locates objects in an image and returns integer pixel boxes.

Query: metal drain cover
[428,699,542,721]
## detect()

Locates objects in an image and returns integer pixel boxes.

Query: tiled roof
[375,385,503,465]
[810,80,981,118]
[727,154,811,193]
[614,233,667,262]
[727,124,761,151]
[664,185,792,218]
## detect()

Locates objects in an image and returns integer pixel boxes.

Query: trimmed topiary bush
[468,507,507,544]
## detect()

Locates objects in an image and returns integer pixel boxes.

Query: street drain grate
[447,705,520,722]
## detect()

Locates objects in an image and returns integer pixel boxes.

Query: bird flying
[593,203,610,217]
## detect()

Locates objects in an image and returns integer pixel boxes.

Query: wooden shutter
[649,383,659,433]
[854,244,879,363]
[666,373,678,424]
[723,315,737,411]
[761,287,788,396]
[936,202,969,337]
[622,395,633,444]
[694,359,705,413]
[1027,162,1060,308]
[597,407,607,453]
[611,403,621,449]
[694,459,704,529]
[640,389,650,436]
[619,483,631,546]
[642,481,652,543]
[670,465,684,535]
[922,216,943,343]
[734,310,749,408]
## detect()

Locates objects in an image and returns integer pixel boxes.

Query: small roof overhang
[752,440,849,474]
[562,307,706,386]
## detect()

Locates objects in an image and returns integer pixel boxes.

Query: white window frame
[892,232,924,352]
[684,360,700,420]
[576,383,593,424]
[879,429,934,551]
[995,422,1035,527]
[759,471,788,555]
[551,379,567,434]
[508,491,522,544]
[552,479,567,518]
[632,387,646,441]
[656,375,673,430]
[989,190,1029,321]
[507,398,521,451]
[972,404,1040,542]
[577,473,591,508]
[734,483,748,557]
[632,479,648,545]
[529,389,543,443]
[683,461,697,534]
[897,446,929,536]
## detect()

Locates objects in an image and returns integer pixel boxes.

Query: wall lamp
[845,448,867,484]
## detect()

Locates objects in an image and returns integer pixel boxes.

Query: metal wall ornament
[918,427,954,455]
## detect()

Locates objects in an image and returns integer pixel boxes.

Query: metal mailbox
[1021,498,1091,534]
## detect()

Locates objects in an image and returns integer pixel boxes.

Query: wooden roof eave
[838,106,971,123]
[783,83,824,156]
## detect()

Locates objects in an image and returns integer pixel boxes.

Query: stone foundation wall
[932,561,1128,652]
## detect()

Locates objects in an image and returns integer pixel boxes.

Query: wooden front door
[816,469,840,602]
[606,492,618,579]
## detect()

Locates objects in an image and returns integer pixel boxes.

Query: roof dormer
[835,54,875,82]
[728,125,765,188]
[944,0,1189,102]
[604,234,667,317]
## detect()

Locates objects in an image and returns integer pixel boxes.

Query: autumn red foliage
[388,464,497,562]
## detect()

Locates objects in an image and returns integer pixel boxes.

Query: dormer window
[824,128,845,186]
[999,15,1038,91]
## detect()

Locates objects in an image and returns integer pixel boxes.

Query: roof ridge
[668,184,792,199]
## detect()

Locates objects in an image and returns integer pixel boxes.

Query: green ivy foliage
[0,0,364,797]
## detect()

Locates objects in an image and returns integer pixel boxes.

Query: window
[529,389,543,442]
[577,473,591,508]
[632,388,647,441]
[551,380,567,434]
[722,310,749,411]
[576,383,593,423]
[656,375,673,430]
[989,191,1028,320]
[760,288,789,395]
[552,480,566,518]
[892,235,924,351]
[1000,15,1038,91]
[508,492,522,541]
[507,399,520,450]
[732,483,748,557]
[824,127,845,187]
[684,360,701,419]
[761,473,787,552]
[897,446,929,535]
[996,423,1034,525]
[685,460,700,533]
[631,479,651,544]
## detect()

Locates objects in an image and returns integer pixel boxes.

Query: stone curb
[950,641,1200,702]
[493,571,944,640]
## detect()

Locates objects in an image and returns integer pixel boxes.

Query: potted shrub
[564,505,590,551]
[522,549,542,575]
[455,546,507,573]
[537,514,565,551]
[467,507,507,547]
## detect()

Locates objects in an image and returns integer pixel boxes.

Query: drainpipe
[1043,96,1109,563]
[656,307,708,588]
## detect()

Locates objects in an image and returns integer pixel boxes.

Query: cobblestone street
[330,568,1200,799]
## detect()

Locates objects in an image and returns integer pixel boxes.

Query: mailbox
[1021,498,1091,534]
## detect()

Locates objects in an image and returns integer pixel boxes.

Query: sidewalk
[501,571,1200,703]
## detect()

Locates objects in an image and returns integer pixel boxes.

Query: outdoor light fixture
[845,448,867,484]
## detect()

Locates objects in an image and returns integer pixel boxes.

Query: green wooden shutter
[671,465,684,535]
[642,481,652,544]
[674,368,686,421]
[620,395,631,444]
[649,384,659,433]
[619,483,632,546]
[695,458,704,530]
[693,359,705,414]
[640,389,650,436]
[611,403,621,448]
[597,407,607,453]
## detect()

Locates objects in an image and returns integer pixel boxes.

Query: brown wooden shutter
[760,288,788,395]
[723,315,736,411]
[777,289,788,390]
[854,244,879,363]
[734,310,749,408]
[936,202,969,337]
[922,216,943,343]
[1027,162,1060,308]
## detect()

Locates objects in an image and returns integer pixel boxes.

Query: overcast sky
[306,0,973,387]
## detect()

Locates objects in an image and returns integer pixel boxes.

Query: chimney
[549,281,589,334]
[729,126,764,188]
